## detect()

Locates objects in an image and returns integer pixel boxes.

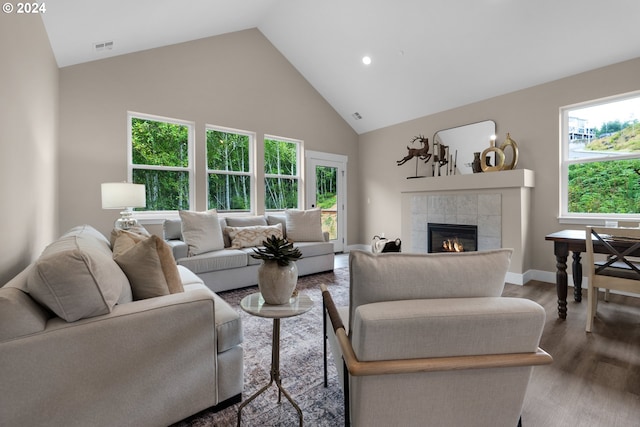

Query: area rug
[173,268,350,427]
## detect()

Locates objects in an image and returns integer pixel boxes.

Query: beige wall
[0,14,58,285]
[3,17,638,285]
[58,29,359,241]
[358,57,640,277]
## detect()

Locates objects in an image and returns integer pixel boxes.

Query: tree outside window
[264,137,301,210]
[207,128,253,212]
[129,114,193,211]
[562,92,640,217]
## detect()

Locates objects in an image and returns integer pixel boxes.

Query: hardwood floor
[502,280,640,427]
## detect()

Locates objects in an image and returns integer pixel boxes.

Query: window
[561,92,640,218]
[264,136,302,210]
[206,127,254,212]
[129,113,194,211]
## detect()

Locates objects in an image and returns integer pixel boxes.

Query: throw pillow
[113,235,184,300]
[111,228,151,257]
[179,209,225,255]
[27,238,127,322]
[226,224,283,249]
[109,224,150,247]
[285,208,324,242]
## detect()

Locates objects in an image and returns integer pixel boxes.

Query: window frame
[560,90,640,223]
[264,134,304,211]
[205,125,256,214]
[127,111,195,215]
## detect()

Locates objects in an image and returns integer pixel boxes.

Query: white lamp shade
[101,183,146,209]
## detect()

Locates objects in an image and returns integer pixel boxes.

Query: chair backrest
[585,226,640,291]
[347,249,513,333]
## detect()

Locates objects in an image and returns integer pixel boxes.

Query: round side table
[237,292,313,427]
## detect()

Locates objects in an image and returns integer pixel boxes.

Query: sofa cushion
[348,249,513,332]
[226,224,283,249]
[225,216,267,227]
[27,226,130,322]
[0,287,50,341]
[177,249,248,274]
[114,234,184,300]
[163,219,183,240]
[176,265,204,286]
[285,208,324,242]
[293,241,334,258]
[179,210,225,255]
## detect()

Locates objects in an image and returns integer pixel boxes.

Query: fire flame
[442,238,464,252]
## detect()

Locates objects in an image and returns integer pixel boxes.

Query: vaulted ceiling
[41,0,640,134]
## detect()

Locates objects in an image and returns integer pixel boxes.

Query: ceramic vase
[257,261,298,304]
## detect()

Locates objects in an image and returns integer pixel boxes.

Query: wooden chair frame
[321,284,552,426]
[585,226,640,332]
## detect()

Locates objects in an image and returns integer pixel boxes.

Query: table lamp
[101,182,146,230]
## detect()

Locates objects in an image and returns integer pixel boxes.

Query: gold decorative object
[480,133,519,172]
[499,133,519,170]
[480,135,505,172]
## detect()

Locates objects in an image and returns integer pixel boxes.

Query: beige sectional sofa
[164,211,335,293]
[0,225,243,427]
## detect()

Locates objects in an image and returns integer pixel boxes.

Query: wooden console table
[545,229,640,319]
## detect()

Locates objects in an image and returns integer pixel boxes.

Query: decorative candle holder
[480,135,505,172]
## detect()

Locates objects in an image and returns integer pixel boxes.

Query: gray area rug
[173,268,349,427]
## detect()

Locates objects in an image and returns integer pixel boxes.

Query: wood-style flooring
[502,280,640,427]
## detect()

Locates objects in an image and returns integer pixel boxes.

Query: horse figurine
[397,135,431,166]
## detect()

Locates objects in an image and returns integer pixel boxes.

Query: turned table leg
[572,251,583,302]
[554,242,569,319]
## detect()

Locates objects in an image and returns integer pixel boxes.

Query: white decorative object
[257,261,298,305]
[101,182,146,230]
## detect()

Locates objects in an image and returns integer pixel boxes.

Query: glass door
[306,152,347,252]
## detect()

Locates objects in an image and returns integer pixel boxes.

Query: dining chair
[585,226,640,332]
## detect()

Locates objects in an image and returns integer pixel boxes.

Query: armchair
[322,250,552,427]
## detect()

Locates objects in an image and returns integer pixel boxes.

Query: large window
[561,92,640,218]
[129,113,194,211]
[128,113,303,213]
[206,127,254,212]
[264,136,302,210]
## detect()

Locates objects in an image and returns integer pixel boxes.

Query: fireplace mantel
[401,169,534,193]
[400,169,535,285]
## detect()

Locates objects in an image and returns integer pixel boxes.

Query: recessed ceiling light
[362,56,372,65]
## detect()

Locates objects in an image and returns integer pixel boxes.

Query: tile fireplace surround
[400,169,534,285]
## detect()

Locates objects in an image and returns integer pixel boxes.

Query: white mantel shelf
[401,169,535,193]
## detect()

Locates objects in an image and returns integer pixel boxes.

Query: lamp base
[115,211,139,230]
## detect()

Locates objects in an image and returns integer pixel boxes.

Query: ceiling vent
[352,112,362,120]
[94,41,114,52]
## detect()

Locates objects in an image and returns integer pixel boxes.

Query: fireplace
[428,223,478,253]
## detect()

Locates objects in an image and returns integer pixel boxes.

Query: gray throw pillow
[285,208,324,242]
[179,209,225,255]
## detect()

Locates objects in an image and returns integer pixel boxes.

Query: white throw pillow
[285,208,324,242]
[226,224,283,248]
[179,209,225,255]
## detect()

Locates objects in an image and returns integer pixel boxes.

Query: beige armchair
[322,250,552,427]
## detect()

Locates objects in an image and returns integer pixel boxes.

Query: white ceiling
[41,0,640,134]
